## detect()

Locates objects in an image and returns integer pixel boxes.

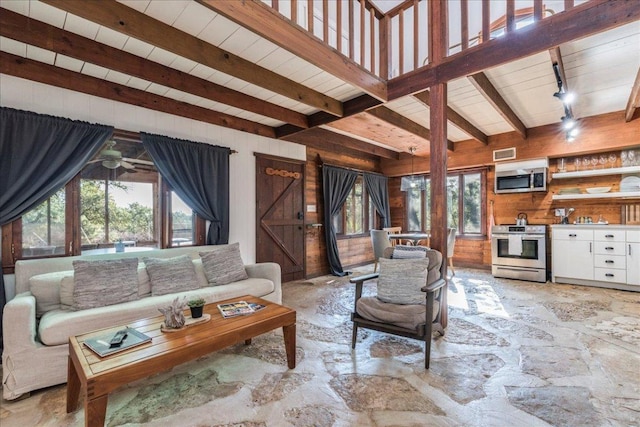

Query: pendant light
[400,146,427,191]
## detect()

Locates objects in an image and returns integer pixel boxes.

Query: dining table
[388,232,430,246]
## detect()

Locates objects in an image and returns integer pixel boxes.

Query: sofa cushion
[143,255,199,296]
[376,257,429,305]
[29,271,70,317]
[72,258,139,310]
[38,277,275,346]
[200,243,249,286]
[392,245,428,259]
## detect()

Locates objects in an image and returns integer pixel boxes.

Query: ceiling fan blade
[122,157,154,166]
[120,160,135,169]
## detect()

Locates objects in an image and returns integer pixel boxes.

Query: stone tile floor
[1,266,639,426]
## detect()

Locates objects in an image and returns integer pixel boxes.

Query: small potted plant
[187,297,206,319]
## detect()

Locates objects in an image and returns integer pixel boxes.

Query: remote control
[109,329,128,347]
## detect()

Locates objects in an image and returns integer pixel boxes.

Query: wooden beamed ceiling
[1,0,638,160]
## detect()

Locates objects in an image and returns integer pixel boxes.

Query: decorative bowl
[585,187,611,194]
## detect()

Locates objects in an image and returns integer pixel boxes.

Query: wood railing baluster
[360,0,365,66]
[291,0,297,26]
[506,0,515,33]
[323,0,329,43]
[533,0,543,21]
[370,7,375,72]
[413,0,419,70]
[349,0,355,60]
[461,0,468,50]
[399,9,404,75]
[482,0,490,43]
[307,0,313,34]
[337,1,342,53]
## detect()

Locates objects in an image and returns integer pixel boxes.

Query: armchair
[350,246,447,368]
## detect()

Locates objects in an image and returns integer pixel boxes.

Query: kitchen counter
[551,224,640,230]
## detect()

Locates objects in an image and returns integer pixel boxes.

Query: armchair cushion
[356,296,441,331]
[392,245,428,259]
[377,257,429,304]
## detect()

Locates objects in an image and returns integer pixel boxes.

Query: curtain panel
[140,132,231,245]
[0,107,113,354]
[363,172,391,228]
[322,165,358,276]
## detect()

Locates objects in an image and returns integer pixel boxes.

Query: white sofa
[2,245,281,401]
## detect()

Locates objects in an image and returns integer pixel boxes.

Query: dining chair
[370,229,392,273]
[383,226,404,246]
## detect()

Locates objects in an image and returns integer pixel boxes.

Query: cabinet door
[627,242,640,286]
[553,239,593,280]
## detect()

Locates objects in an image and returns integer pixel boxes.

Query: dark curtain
[140,132,231,245]
[322,165,358,276]
[363,172,391,228]
[0,107,113,355]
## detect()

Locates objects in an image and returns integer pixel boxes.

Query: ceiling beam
[0,51,275,138]
[412,90,488,145]
[0,9,309,129]
[40,0,343,117]
[468,72,528,139]
[276,94,382,138]
[625,67,640,122]
[388,0,640,100]
[283,128,399,160]
[197,0,387,102]
[366,106,455,151]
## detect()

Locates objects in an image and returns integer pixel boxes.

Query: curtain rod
[318,163,385,176]
[112,129,238,154]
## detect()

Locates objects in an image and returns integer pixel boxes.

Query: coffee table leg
[66,356,81,413]
[283,323,296,369]
[85,395,108,427]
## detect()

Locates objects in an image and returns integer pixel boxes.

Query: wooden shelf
[552,191,640,200]
[552,165,640,179]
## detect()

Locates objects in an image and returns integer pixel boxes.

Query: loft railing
[261,0,591,81]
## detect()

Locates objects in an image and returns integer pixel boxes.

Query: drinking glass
[621,150,628,166]
[599,155,607,169]
[590,156,598,169]
[574,158,581,171]
[583,157,591,170]
[557,158,566,172]
[608,153,616,168]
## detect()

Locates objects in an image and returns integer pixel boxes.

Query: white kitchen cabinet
[627,230,640,287]
[552,229,593,281]
[552,225,640,291]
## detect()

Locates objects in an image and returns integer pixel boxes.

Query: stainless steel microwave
[494,159,548,194]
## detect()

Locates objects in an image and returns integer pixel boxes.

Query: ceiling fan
[89,140,153,170]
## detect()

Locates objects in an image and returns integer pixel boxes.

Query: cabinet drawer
[594,254,626,269]
[594,268,626,284]
[553,229,593,241]
[594,241,626,255]
[594,229,625,241]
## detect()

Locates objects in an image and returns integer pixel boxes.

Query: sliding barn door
[255,154,305,282]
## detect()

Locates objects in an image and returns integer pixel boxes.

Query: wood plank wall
[385,111,640,269]
[304,147,381,278]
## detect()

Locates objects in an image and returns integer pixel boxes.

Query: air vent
[493,147,516,162]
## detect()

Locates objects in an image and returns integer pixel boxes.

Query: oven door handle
[492,234,545,240]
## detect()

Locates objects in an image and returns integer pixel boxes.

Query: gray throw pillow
[200,242,249,286]
[392,245,427,259]
[72,258,139,310]
[377,257,429,305]
[143,255,199,296]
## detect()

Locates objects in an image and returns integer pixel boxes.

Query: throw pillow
[376,257,429,305]
[143,255,199,296]
[29,271,70,317]
[72,258,139,310]
[200,242,249,286]
[392,245,428,259]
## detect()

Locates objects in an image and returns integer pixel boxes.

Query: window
[21,188,66,258]
[80,179,157,251]
[333,175,377,237]
[405,169,486,236]
[169,191,195,247]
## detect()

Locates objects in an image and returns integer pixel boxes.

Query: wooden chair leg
[373,260,378,273]
[448,257,455,277]
[351,323,358,349]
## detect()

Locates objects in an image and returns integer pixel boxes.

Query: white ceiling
[0,0,638,155]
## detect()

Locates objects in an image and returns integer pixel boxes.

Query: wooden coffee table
[66,295,296,426]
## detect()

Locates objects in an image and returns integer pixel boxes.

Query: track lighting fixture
[552,63,579,142]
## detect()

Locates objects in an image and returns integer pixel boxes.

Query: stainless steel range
[491,224,547,282]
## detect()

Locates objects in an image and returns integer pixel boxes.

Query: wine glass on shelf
[599,155,607,169]
[608,153,616,168]
[574,158,581,171]
[590,156,598,170]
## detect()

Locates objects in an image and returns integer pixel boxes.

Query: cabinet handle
[605,246,614,250]
[569,233,577,237]
[605,259,614,263]
[605,234,614,238]
[590,242,592,253]
[605,273,614,277]
[630,244,632,256]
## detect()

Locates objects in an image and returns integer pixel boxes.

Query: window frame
[1,136,206,274]
[334,174,378,239]
[404,167,487,239]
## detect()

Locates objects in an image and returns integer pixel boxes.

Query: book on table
[83,327,152,357]
[217,300,265,318]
